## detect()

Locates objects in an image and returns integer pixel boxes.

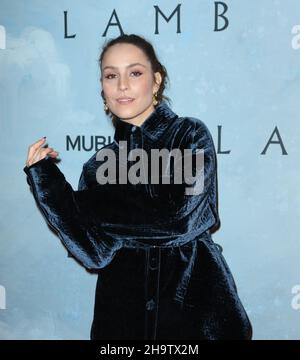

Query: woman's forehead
[102,44,149,66]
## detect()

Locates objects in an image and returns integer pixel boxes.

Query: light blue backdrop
[0,0,300,339]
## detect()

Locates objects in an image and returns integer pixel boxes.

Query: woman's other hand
[25,137,59,167]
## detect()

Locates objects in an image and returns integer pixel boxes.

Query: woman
[23,34,252,340]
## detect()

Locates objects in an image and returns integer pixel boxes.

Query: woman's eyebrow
[103,62,147,71]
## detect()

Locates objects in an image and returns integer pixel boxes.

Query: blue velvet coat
[23,100,252,340]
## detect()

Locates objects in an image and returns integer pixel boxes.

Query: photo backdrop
[0,0,300,339]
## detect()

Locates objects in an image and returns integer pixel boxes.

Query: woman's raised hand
[25,137,59,167]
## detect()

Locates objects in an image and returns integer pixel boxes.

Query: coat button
[131,125,136,133]
[146,298,156,311]
[215,243,223,253]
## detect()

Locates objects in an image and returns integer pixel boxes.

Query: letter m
[154,4,181,34]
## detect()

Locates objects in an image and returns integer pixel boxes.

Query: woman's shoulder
[176,115,215,146]
[178,114,212,133]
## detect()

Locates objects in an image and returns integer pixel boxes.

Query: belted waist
[122,230,214,249]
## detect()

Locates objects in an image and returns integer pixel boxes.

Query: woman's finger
[27,147,55,167]
[47,150,59,158]
[34,147,54,161]
[27,137,46,160]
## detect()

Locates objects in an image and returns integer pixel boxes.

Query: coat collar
[113,100,178,143]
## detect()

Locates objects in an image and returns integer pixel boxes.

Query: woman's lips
[117,98,135,105]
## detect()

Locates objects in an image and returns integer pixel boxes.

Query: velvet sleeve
[23,157,123,270]
[23,122,219,270]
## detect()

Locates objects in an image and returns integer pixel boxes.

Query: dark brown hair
[98,33,172,128]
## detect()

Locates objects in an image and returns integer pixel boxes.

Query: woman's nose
[118,76,129,91]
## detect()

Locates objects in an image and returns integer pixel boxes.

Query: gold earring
[152,92,158,106]
[103,100,109,111]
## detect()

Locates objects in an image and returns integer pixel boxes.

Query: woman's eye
[105,74,116,79]
[104,71,142,80]
[131,71,142,77]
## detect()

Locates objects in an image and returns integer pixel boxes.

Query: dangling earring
[152,92,158,106]
[103,100,109,111]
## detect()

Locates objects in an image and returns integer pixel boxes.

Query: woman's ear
[154,72,162,92]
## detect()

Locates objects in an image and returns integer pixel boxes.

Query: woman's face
[101,43,162,126]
